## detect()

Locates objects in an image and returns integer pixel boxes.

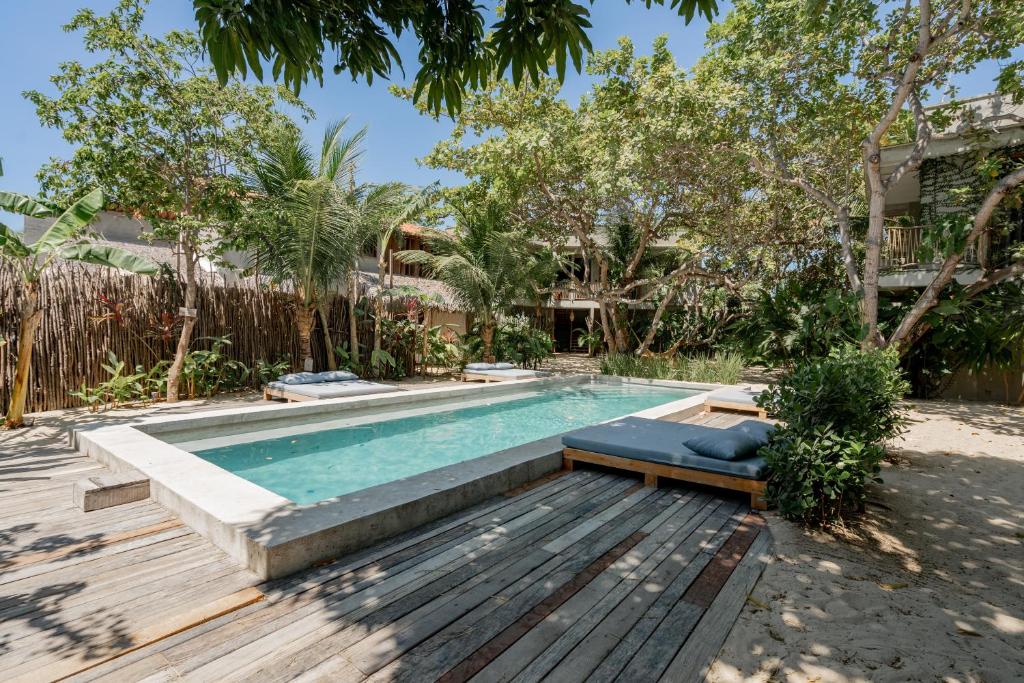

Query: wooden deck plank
[4,408,773,683]
[155,476,629,679]
[234,478,641,682]
[367,490,682,683]
[476,499,739,683]
[658,531,773,682]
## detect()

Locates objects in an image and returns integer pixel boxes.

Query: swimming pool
[192,382,700,504]
[75,375,714,577]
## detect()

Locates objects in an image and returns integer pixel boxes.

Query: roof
[356,271,465,312]
[881,93,1024,168]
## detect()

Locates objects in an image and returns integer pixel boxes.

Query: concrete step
[73,470,151,512]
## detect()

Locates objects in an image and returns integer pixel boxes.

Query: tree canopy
[193,0,721,115]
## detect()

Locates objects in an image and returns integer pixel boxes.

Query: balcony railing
[881,225,984,270]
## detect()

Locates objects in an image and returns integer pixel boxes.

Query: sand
[710,399,1024,683]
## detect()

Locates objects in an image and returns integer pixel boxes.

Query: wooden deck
[1,411,771,682]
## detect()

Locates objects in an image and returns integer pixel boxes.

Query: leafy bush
[182,336,251,398]
[756,344,910,444]
[463,316,553,368]
[600,351,745,385]
[756,344,910,525]
[728,283,860,367]
[760,425,886,525]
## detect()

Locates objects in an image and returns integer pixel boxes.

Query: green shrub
[760,425,886,525]
[463,316,554,369]
[756,344,910,444]
[757,344,910,526]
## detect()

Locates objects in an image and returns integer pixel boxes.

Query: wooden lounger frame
[704,397,767,419]
[263,385,319,402]
[563,447,768,510]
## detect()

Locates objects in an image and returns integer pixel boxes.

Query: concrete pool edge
[72,375,716,578]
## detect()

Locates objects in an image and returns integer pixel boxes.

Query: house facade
[879,93,1024,403]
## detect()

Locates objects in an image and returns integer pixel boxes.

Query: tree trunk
[861,144,887,349]
[637,285,676,356]
[296,296,315,372]
[317,302,337,371]
[165,237,198,402]
[5,285,42,428]
[610,304,629,353]
[481,319,496,363]
[348,267,360,365]
[373,256,386,354]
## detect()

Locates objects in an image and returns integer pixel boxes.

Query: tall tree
[703,0,1024,350]
[193,0,720,115]
[409,36,790,353]
[355,183,436,365]
[242,122,365,371]
[396,206,541,361]
[25,0,305,401]
[0,188,158,428]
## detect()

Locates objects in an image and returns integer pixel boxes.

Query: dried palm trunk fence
[0,262,367,414]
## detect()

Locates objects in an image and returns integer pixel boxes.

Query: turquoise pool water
[193,382,699,504]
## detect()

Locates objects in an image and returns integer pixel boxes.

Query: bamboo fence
[0,262,377,414]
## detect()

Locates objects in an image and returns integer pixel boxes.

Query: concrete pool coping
[73,374,720,578]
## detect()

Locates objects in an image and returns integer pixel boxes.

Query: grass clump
[600,351,745,385]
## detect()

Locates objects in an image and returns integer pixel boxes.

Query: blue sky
[0,1,1016,232]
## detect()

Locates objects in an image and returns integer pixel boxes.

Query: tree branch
[887,165,1024,348]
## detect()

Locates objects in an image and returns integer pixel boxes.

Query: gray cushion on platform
[466,368,550,378]
[493,362,516,370]
[465,362,496,371]
[726,419,776,445]
[561,416,768,480]
[266,380,398,398]
[706,387,764,405]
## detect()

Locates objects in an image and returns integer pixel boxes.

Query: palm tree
[0,187,158,428]
[353,182,437,368]
[396,205,540,362]
[245,121,365,371]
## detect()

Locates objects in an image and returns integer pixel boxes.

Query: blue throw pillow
[316,370,358,382]
[276,372,321,385]
[684,431,762,462]
[726,420,776,446]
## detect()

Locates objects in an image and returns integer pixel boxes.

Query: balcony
[881,225,984,271]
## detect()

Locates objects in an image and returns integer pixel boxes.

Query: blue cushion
[465,362,496,371]
[493,362,516,370]
[317,370,358,382]
[684,431,761,461]
[562,417,768,480]
[276,372,322,385]
[726,419,776,446]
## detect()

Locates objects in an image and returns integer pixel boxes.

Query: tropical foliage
[241,121,365,371]
[397,206,548,361]
[26,0,304,401]
[1,187,158,427]
[756,345,910,524]
[193,0,721,115]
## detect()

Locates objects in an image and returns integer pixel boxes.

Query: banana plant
[0,187,159,428]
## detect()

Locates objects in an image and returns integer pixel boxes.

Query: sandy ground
[710,399,1024,683]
